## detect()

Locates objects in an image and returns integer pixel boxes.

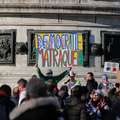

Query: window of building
[101,31,120,66]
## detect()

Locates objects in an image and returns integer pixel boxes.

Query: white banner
[104,62,119,73]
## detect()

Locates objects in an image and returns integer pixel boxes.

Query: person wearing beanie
[64,70,81,95]
[98,74,113,96]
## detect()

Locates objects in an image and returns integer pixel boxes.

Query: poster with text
[35,32,84,67]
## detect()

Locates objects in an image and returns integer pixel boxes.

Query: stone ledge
[0,3,120,15]
[0,8,119,16]
[0,3,120,9]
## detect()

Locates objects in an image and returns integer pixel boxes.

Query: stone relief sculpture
[0,36,11,61]
[0,30,15,64]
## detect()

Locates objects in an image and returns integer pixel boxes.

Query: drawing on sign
[35,32,84,67]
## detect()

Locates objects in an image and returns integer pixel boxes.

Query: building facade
[0,0,120,87]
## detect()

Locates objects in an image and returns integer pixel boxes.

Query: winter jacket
[86,79,98,94]
[64,96,87,120]
[86,99,111,120]
[10,97,61,120]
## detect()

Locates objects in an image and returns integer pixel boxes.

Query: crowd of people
[0,67,120,120]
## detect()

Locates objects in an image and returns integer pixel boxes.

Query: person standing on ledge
[36,64,71,85]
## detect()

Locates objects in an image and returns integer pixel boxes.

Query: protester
[108,82,120,103]
[17,78,27,105]
[36,64,70,84]
[64,85,88,120]
[31,74,38,79]
[10,77,61,120]
[109,83,120,120]
[0,84,15,120]
[115,82,120,92]
[86,90,111,120]
[11,86,19,105]
[109,90,120,120]
[98,74,113,96]
[85,72,98,94]
[0,71,117,120]
[46,79,59,96]
[58,85,69,109]
[64,70,81,95]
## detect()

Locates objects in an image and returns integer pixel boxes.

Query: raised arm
[37,66,45,78]
[53,69,70,84]
[36,66,54,82]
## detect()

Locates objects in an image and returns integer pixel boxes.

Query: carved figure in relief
[0,37,11,60]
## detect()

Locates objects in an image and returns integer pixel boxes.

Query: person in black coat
[85,72,98,94]
[0,84,15,120]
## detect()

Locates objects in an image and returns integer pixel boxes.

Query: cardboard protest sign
[104,62,119,73]
[35,32,84,67]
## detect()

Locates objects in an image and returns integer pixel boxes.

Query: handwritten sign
[35,32,84,67]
